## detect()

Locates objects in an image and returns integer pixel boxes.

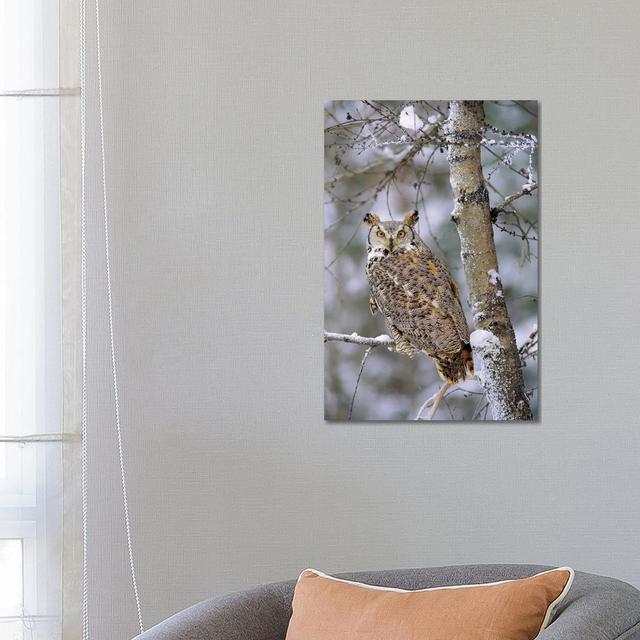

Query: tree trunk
[445,100,533,421]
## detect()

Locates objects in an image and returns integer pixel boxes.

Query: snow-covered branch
[324,331,394,348]
[491,183,538,217]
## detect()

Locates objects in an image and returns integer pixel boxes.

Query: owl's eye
[376,230,385,238]
[397,229,406,238]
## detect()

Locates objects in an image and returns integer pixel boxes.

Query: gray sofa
[135,564,640,639]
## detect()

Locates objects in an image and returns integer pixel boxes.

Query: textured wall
[83,1,640,638]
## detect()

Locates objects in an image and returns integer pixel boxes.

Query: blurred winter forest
[324,100,538,421]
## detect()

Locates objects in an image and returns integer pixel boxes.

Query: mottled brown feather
[366,236,472,382]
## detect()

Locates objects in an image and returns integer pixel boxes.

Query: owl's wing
[430,254,470,344]
[368,251,469,356]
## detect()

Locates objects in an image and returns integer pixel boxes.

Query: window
[1,2,80,639]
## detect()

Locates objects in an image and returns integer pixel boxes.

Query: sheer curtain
[0,1,81,639]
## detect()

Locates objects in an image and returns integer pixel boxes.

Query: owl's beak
[388,239,394,251]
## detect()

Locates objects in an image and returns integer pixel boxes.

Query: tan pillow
[285,567,574,640]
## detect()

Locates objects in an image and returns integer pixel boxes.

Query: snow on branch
[491,183,538,218]
[482,123,538,188]
[470,325,539,420]
[469,329,514,420]
[470,329,501,359]
[324,331,395,348]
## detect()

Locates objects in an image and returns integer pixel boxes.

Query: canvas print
[324,101,538,421]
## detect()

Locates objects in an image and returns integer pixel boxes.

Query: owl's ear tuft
[364,213,381,227]
[403,210,419,227]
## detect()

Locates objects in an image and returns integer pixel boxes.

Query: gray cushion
[134,564,640,640]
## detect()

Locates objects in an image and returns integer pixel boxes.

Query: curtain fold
[59,0,83,638]
[1,1,81,638]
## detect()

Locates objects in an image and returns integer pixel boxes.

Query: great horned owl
[364,210,473,417]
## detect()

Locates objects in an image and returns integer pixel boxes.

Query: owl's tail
[434,343,474,383]
[462,344,474,379]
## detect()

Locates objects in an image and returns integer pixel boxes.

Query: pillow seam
[301,567,572,595]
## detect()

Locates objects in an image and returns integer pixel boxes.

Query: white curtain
[0,1,81,638]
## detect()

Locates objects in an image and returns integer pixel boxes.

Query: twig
[325,219,364,268]
[518,326,538,363]
[324,331,394,348]
[415,381,452,421]
[324,117,385,133]
[491,183,538,217]
[487,179,538,260]
[348,347,372,420]
[415,388,441,420]
[471,397,489,421]
[514,101,537,117]
[481,144,530,180]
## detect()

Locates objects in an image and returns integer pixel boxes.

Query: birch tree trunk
[445,100,533,421]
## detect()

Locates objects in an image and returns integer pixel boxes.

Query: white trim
[536,567,574,634]
[298,567,575,636]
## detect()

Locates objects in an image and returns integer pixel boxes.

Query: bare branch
[324,117,385,134]
[414,385,451,421]
[348,347,372,420]
[518,325,539,363]
[514,101,537,117]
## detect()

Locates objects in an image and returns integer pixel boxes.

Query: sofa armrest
[134,581,294,640]
[539,574,640,640]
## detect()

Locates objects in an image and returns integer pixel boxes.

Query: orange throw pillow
[285,567,574,640]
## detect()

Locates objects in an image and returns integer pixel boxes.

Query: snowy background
[324,101,539,421]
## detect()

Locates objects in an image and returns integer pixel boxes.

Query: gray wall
[83,1,640,638]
